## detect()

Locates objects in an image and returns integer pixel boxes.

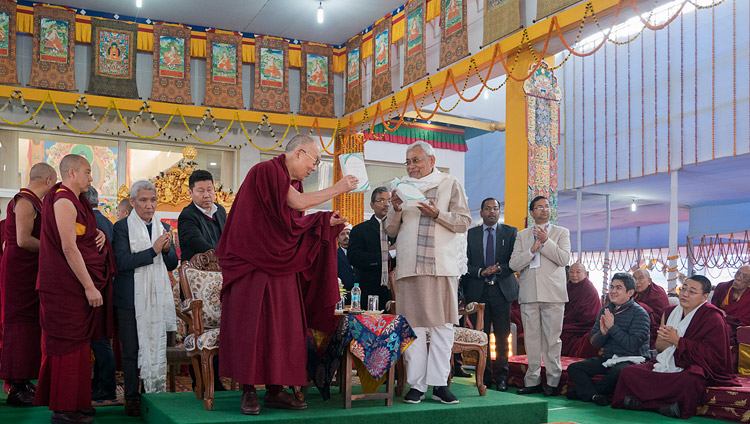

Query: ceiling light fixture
[209,162,217,166]
[136,0,142,8]
[317,2,324,24]
[631,199,637,212]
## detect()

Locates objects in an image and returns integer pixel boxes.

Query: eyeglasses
[373,199,391,204]
[299,149,321,167]
[404,155,429,166]
[533,206,551,211]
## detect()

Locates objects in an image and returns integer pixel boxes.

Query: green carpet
[141,383,548,424]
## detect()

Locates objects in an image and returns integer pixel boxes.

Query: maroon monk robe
[0,189,44,381]
[34,183,116,411]
[634,282,670,320]
[711,280,750,345]
[561,277,601,357]
[612,303,738,419]
[217,154,341,386]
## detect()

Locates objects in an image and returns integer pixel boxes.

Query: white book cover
[339,152,370,193]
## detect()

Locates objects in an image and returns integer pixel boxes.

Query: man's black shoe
[431,386,459,404]
[657,402,681,418]
[403,388,425,404]
[592,394,609,406]
[517,384,543,395]
[566,390,578,400]
[496,380,508,392]
[543,385,559,396]
[623,395,644,411]
[453,367,472,378]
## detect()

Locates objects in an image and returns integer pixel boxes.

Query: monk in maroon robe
[0,163,57,406]
[217,135,357,415]
[561,263,601,358]
[34,155,115,424]
[613,275,738,419]
[710,266,750,369]
[633,268,670,348]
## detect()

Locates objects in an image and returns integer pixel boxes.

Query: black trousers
[469,285,511,385]
[116,307,141,400]
[567,356,635,400]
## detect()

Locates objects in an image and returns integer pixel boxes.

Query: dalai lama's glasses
[299,149,321,167]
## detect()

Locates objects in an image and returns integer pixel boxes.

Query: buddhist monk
[710,265,750,366]
[0,163,57,406]
[217,135,357,415]
[33,154,116,424]
[560,263,601,358]
[633,268,670,348]
[613,275,738,419]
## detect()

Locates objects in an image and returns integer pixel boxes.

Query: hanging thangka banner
[483,0,521,47]
[253,36,290,113]
[370,17,392,104]
[536,0,578,21]
[524,62,562,225]
[344,35,363,115]
[402,0,426,87]
[150,23,192,104]
[440,0,469,70]
[299,43,334,118]
[0,0,18,85]
[29,4,76,91]
[204,30,243,109]
[87,17,138,98]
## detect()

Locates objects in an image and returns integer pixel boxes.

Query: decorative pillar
[576,187,582,261]
[332,132,364,226]
[667,170,679,292]
[603,194,611,293]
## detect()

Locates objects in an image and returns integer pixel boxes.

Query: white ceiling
[46,0,406,45]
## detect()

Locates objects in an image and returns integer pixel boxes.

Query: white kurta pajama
[385,170,471,393]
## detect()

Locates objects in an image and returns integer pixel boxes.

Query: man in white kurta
[385,141,471,405]
[509,196,571,396]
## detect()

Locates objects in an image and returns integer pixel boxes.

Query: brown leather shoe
[6,386,35,406]
[124,399,141,417]
[264,389,307,410]
[77,407,96,416]
[50,411,94,424]
[240,390,260,415]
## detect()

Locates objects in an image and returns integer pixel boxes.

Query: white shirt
[194,202,218,219]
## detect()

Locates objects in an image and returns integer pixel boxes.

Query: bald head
[59,154,90,177]
[29,162,57,182]
[568,263,587,284]
[732,266,750,293]
[284,134,321,182]
[285,134,316,153]
[633,268,652,293]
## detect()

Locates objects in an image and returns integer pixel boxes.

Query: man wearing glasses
[510,196,571,396]
[385,141,471,405]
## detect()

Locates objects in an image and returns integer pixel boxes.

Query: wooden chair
[166,269,192,392]
[178,250,223,410]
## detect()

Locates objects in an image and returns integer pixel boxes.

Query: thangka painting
[344,35,363,115]
[536,0,578,21]
[29,4,76,90]
[524,62,562,225]
[370,18,392,103]
[439,0,469,69]
[150,23,192,104]
[483,0,520,47]
[87,17,139,98]
[204,30,243,109]
[299,43,334,117]
[0,1,18,85]
[253,36,290,113]
[403,0,426,86]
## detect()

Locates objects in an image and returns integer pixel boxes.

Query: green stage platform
[140,383,548,424]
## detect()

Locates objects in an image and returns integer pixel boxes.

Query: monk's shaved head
[570,263,586,273]
[59,154,90,177]
[29,162,57,181]
[285,134,316,153]
[633,268,652,293]
[568,262,587,284]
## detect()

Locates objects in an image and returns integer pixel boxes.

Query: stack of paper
[339,152,370,192]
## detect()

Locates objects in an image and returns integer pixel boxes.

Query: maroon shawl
[634,282,670,319]
[563,277,601,334]
[37,183,116,356]
[216,154,342,332]
[711,280,750,344]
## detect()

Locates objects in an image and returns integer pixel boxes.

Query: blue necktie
[485,227,495,270]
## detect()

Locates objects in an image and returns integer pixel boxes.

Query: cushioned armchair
[178,250,223,410]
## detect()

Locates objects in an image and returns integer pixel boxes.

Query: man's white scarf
[128,212,177,393]
[653,301,706,373]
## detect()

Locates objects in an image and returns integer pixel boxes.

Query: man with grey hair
[217,134,357,415]
[112,180,178,416]
[386,140,471,404]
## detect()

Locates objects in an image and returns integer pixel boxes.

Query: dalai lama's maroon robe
[217,154,341,386]
[34,183,116,411]
[612,303,738,418]
[711,280,750,345]
[561,277,601,357]
[0,189,44,381]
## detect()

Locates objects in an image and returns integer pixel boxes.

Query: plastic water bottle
[351,283,361,310]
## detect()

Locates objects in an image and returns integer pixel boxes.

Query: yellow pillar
[504,51,534,230]
[332,133,365,225]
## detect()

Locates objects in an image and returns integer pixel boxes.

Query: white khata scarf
[128,212,177,393]
[653,301,706,373]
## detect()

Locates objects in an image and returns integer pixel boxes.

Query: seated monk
[633,268,670,348]
[561,263,602,358]
[613,275,738,419]
[510,299,523,353]
[710,265,750,368]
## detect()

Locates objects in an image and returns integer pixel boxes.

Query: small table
[338,339,397,408]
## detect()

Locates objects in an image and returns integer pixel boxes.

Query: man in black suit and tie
[337,225,359,290]
[461,198,518,391]
[347,187,395,306]
[178,170,227,262]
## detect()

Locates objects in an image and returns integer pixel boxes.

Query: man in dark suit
[337,225,359,290]
[347,187,395,306]
[461,197,518,391]
[112,181,179,416]
[178,170,227,262]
